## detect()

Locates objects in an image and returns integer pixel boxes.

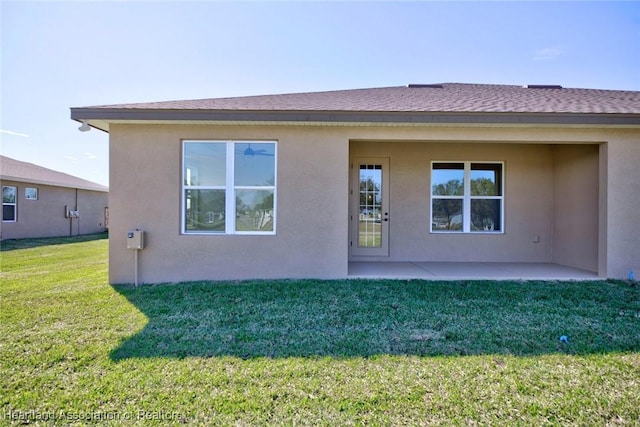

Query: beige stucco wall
[108,124,349,284]
[0,180,108,240]
[107,123,639,283]
[552,145,599,272]
[602,135,640,279]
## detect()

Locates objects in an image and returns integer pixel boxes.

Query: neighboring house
[0,155,108,240]
[70,83,640,283]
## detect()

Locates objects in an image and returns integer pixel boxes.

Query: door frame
[350,157,390,257]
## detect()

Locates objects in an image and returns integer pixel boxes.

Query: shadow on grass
[0,232,108,251]
[110,279,640,360]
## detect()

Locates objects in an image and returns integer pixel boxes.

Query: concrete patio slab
[348,262,600,281]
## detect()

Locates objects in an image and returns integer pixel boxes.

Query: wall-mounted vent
[524,84,563,89]
[407,84,444,89]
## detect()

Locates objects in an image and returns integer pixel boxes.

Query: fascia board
[70,108,640,128]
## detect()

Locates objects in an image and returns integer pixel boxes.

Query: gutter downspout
[75,188,79,236]
[68,188,79,236]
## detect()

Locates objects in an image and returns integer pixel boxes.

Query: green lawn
[1,234,639,425]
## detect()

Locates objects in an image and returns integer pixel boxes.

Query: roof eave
[70,108,640,131]
[1,174,108,192]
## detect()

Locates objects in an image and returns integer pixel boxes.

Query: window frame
[25,187,38,200]
[2,186,17,222]
[430,161,504,234]
[181,140,277,235]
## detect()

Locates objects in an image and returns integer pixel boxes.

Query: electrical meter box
[127,230,144,249]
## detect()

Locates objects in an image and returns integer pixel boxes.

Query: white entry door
[350,158,390,257]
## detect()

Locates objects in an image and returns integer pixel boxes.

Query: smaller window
[25,187,38,200]
[431,162,503,233]
[3,186,17,222]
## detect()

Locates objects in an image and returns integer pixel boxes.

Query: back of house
[71,83,640,283]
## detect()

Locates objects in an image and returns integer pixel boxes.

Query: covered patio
[348,262,600,281]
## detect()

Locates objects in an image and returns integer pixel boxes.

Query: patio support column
[602,135,640,279]
[598,142,608,278]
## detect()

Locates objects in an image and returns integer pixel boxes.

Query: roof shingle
[1,156,108,192]
[84,83,640,115]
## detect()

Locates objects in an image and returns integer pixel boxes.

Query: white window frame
[2,186,17,222]
[181,140,277,235]
[430,161,504,234]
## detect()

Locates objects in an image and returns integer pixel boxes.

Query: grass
[112,279,640,359]
[1,234,639,425]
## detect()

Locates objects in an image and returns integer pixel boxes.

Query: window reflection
[182,140,277,235]
[471,199,501,231]
[432,163,464,196]
[359,165,383,247]
[236,190,274,232]
[471,163,502,196]
[235,143,275,186]
[431,162,503,233]
[185,189,225,232]
[184,143,226,186]
[432,199,463,231]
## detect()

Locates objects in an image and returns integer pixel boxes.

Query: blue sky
[2,1,639,187]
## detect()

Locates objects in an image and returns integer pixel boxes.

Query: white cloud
[0,129,29,138]
[533,47,564,61]
[64,155,80,164]
[84,152,97,160]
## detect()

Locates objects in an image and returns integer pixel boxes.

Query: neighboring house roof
[71,83,640,130]
[0,155,108,192]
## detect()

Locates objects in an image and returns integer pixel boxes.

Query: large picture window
[182,140,276,234]
[431,162,503,233]
[2,186,17,222]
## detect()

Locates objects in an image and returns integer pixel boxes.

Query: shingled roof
[0,156,108,192]
[71,83,640,130]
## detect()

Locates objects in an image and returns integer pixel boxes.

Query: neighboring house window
[431,162,503,233]
[25,187,38,200]
[182,140,276,235]
[2,186,17,222]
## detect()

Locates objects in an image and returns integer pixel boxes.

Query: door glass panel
[359,165,382,247]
